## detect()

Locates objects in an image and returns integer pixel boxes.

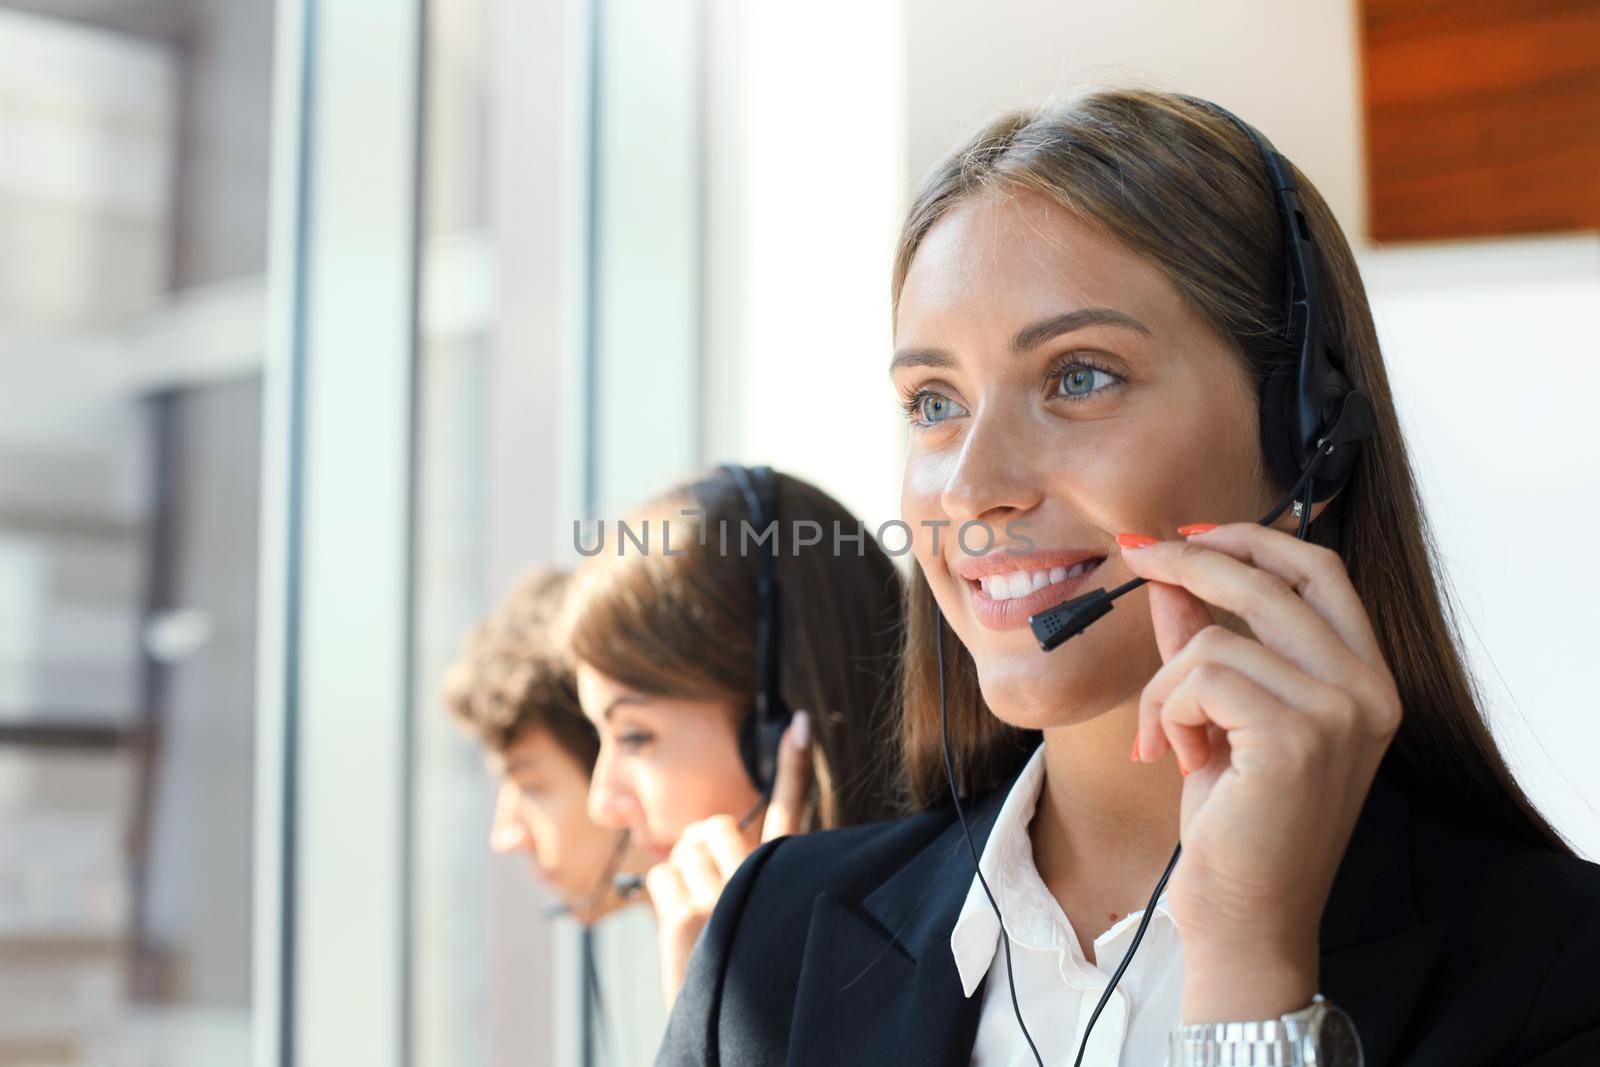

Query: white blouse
[950,747,1185,1066]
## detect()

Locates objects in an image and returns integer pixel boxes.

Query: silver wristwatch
[1169,995,1363,1066]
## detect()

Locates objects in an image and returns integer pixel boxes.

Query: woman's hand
[646,710,812,1008]
[1118,523,1401,1024]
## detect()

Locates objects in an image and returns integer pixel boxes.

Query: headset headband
[1176,95,1370,500]
[721,464,787,792]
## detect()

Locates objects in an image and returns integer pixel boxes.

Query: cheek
[902,448,959,575]
[520,806,560,866]
[630,752,709,838]
[1066,382,1259,532]
[645,720,758,839]
[550,786,595,852]
[622,760,669,822]
[1142,413,1261,525]
[552,795,611,880]
[902,445,957,520]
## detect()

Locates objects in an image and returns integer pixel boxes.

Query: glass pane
[412,1,689,1064]
[0,3,274,1064]
[412,0,558,1064]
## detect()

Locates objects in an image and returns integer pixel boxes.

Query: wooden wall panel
[1361,0,1600,242]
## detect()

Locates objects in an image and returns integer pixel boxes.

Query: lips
[954,549,1108,631]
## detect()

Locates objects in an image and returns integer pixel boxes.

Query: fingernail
[1177,754,1190,776]
[1116,533,1158,550]
[790,710,810,750]
[1177,523,1218,537]
[1130,733,1142,762]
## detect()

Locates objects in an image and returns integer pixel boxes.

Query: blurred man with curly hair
[442,568,647,923]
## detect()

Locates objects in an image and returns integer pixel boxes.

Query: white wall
[1362,236,1600,860]
[701,0,909,535]
[905,0,1366,238]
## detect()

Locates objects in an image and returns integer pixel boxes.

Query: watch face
[1311,1005,1364,1067]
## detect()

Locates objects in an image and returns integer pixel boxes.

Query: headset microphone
[939,96,1377,1067]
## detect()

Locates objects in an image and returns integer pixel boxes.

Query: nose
[586,744,641,831]
[490,782,533,853]
[939,406,1044,532]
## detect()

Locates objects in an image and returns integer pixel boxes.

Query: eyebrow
[1012,308,1150,353]
[600,694,653,722]
[889,307,1150,375]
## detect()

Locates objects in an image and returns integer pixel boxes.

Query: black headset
[937,96,1376,1067]
[721,463,793,797]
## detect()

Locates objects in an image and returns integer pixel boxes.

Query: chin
[972,659,1088,735]
[974,652,1108,731]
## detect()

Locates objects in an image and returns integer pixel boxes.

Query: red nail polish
[1130,734,1142,762]
[1177,523,1218,537]
[1116,533,1158,550]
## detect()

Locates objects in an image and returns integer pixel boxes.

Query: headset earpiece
[1258,361,1306,495]
[737,703,791,797]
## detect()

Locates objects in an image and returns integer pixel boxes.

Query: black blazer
[657,761,1600,1066]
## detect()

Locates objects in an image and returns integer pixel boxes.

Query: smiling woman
[658,89,1600,1067]
[891,184,1285,785]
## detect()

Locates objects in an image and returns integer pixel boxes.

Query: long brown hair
[562,467,904,829]
[892,88,1570,854]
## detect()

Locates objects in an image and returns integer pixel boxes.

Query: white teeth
[976,559,1102,601]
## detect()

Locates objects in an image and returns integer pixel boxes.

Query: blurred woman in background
[561,465,904,1005]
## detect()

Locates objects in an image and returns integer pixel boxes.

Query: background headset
[612,463,790,900]
[722,463,794,801]
[936,96,1376,1067]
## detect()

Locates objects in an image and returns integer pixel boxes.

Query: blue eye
[903,390,969,428]
[1053,360,1122,402]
